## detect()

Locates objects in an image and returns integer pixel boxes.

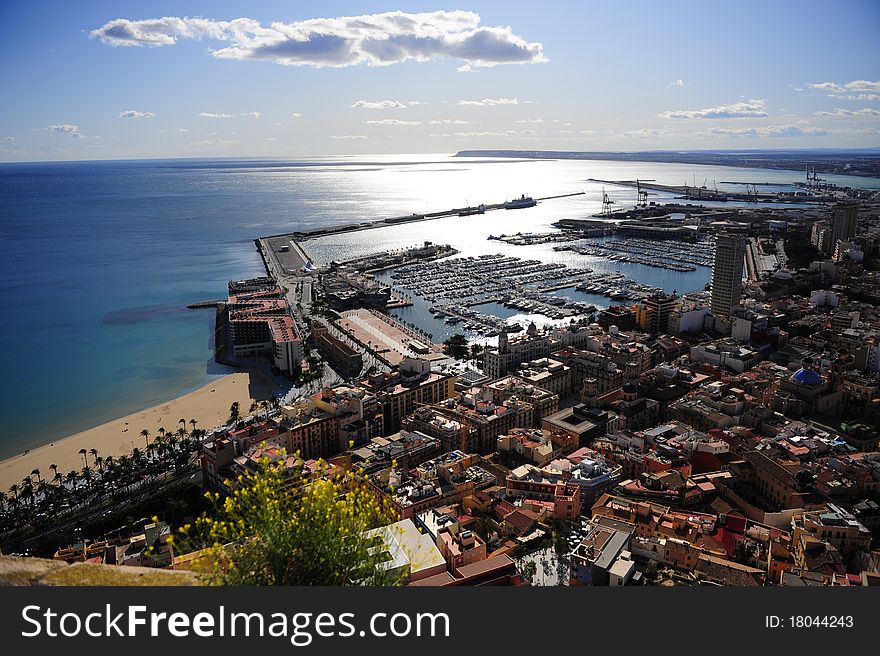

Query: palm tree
[89,448,99,467]
[96,455,104,472]
[78,448,88,468]
[8,483,19,503]
[19,480,34,508]
[64,471,78,487]
[158,427,166,440]
[30,468,42,485]
[49,463,58,482]
[189,418,198,434]
[140,429,150,447]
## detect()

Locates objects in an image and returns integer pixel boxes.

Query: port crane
[600,187,615,216]
[635,179,655,207]
[615,179,655,207]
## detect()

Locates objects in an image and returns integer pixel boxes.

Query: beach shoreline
[0,372,277,493]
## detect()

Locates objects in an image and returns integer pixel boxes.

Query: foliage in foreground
[178,458,403,586]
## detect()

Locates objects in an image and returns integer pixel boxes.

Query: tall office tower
[830,202,859,247]
[711,234,745,318]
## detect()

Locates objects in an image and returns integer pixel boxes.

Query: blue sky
[1,0,879,161]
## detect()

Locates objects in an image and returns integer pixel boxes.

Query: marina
[381,252,662,337]
[553,236,714,272]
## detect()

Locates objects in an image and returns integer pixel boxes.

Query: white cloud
[351,100,421,110]
[44,123,84,138]
[429,129,537,137]
[801,81,880,102]
[458,97,519,107]
[177,128,190,132]
[328,134,368,140]
[186,138,239,146]
[618,128,668,139]
[667,79,685,88]
[197,112,234,119]
[658,99,768,120]
[118,109,155,119]
[703,124,830,138]
[239,111,261,119]
[515,118,544,123]
[2,136,15,143]
[807,80,880,94]
[364,119,423,126]
[814,107,880,118]
[427,119,469,125]
[291,112,302,118]
[89,11,546,69]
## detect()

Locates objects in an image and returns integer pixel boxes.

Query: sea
[1,153,878,458]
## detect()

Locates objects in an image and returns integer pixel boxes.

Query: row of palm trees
[0,418,208,535]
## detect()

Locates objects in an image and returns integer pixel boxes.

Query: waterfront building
[226,281,302,375]
[710,234,745,319]
[483,324,551,380]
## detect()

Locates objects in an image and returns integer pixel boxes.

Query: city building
[710,234,745,319]
[360,358,457,433]
[483,324,552,380]
[830,202,859,248]
[226,280,302,375]
[641,294,679,335]
[569,523,633,586]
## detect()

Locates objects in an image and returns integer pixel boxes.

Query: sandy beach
[0,372,277,492]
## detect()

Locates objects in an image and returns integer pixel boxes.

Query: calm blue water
[1,155,878,457]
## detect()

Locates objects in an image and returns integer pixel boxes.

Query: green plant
[178,458,403,586]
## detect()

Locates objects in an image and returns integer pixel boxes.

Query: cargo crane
[600,187,615,216]
[614,179,655,207]
[635,179,655,207]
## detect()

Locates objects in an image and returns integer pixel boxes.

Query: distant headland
[454,149,880,179]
